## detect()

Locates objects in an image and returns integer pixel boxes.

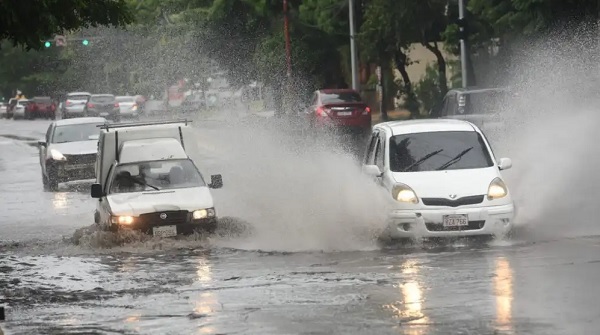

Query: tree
[0,0,133,50]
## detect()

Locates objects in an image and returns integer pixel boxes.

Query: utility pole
[458,0,468,88]
[282,0,292,117]
[349,0,359,90]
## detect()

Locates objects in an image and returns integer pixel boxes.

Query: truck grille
[137,210,189,226]
[421,195,484,207]
[63,153,96,165]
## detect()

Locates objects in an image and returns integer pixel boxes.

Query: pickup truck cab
[91,120,223,237]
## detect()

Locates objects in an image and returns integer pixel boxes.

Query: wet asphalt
[1,116,600,335]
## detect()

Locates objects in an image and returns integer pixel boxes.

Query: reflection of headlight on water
[494,257,513,331]
[52,192,68,209]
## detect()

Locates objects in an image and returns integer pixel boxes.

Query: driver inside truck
[114,171,137,193]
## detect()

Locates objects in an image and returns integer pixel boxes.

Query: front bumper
[112,211,217,235]
[386,203,515,239]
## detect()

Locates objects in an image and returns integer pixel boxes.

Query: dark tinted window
[320,91,362,104]
[90,95,115,103]
[462,90,512,115]
[68,94,89,101]
[33,97,52,103]
[389,131,493,172]
[52,123,103,143]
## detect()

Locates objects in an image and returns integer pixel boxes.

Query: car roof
[67,92,91,96]
[375,119,478,136]
[54,117,107,126]
[91,94,115,97]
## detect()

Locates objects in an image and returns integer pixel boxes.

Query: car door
[96,163,116,227]
[40,124,53,173]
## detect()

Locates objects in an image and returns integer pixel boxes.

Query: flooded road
[1,117,600,334]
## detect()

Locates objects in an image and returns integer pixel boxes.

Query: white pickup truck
[91,120,223,237]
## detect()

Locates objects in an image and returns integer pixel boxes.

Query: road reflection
[385,259,429,335]
[52,192,68,210]
[494,257,514,333]
[194,257,219,334]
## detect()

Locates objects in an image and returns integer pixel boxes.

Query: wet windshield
[110,159,206,194]
[52,123,104,143]
[67,94,89,101]
[116,96,135,103]
[389,131,493,172]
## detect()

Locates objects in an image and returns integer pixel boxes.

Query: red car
[31,96,57,119]
[305,89,371,132]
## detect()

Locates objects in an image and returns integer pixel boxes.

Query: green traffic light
[44,41,51,48]
[82,39,89,46]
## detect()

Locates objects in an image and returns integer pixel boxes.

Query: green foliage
[414,64,443,114]
[0,0,133,50]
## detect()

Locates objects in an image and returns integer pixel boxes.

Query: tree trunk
[423,41,448,95]
[393,50,418,118]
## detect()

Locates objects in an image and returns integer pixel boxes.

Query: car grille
[421,195,484,207]
[137,210,189,226]
[425,220,485,231]
[63,153,96,165]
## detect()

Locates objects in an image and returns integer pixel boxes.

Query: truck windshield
[110,159,206,194]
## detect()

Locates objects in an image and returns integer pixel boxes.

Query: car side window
[365,132,379,165]
[374,135,385,170]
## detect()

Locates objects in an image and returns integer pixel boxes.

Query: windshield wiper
[128,175,160,191]
[436,147,473,171]
[402,149,444,172]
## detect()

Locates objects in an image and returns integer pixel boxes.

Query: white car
[362,119,514,240]
[115,96,140,119]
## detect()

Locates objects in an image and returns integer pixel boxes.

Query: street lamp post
[458,0,468,88]
[282,0,292,117]
[349,0,359,91]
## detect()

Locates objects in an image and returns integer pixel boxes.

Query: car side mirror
[209,174,223,189]
[498,158,512,170]
[38,140,46,147]
[362,164,383,177]
[91,183,104,198]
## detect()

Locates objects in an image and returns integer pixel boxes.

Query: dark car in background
[84,94,120,121]
[62,92,91,119]
[303,89,372,134]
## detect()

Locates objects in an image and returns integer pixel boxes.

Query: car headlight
[111,215,135,225]
[50,149,66,161]
[192,208,216,220]
[392,183,419,204]
[487,178,508,200]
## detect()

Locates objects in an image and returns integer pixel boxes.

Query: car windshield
[52,123,103,143]
[321,91,362,104]
[109,159,205,194]
[116,96,135,103]
[68,94,89,101]
[90,95,115,103]
[463,90,513,115]
[389,131,493,172]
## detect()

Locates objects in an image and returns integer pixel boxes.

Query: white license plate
[442,214,469,227]
[100,112,109,116]
[337,111,352,116]
[153,225,177,237]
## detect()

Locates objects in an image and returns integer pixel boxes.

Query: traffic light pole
[349,0,359,91]
[458,0,468,88]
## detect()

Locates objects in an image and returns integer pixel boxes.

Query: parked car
[178,94,206,114]
[0,103,7,118]
[6,98,18,119]
[62,92,91,119]
[31,96,57,119]
[302,88,371,134]
[84,94,120,121]
[38,117,107,191]
[14,99,32,120]
[362,119,514,242]
[115,96,140,119]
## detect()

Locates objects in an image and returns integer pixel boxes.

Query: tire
[47,166,59,191]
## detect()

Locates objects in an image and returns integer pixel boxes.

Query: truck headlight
[487,178,508,200]
[392,183,419,204]
[50,149,66,161]
[192,208,216,220]
[111,215,135,225]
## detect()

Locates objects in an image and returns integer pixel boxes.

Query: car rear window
[90,95,115,103]
[33,97,52,103]
[389,131,493,172]
[320,91,362,104]
[52,123,104,143]
[68,95,89,101]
